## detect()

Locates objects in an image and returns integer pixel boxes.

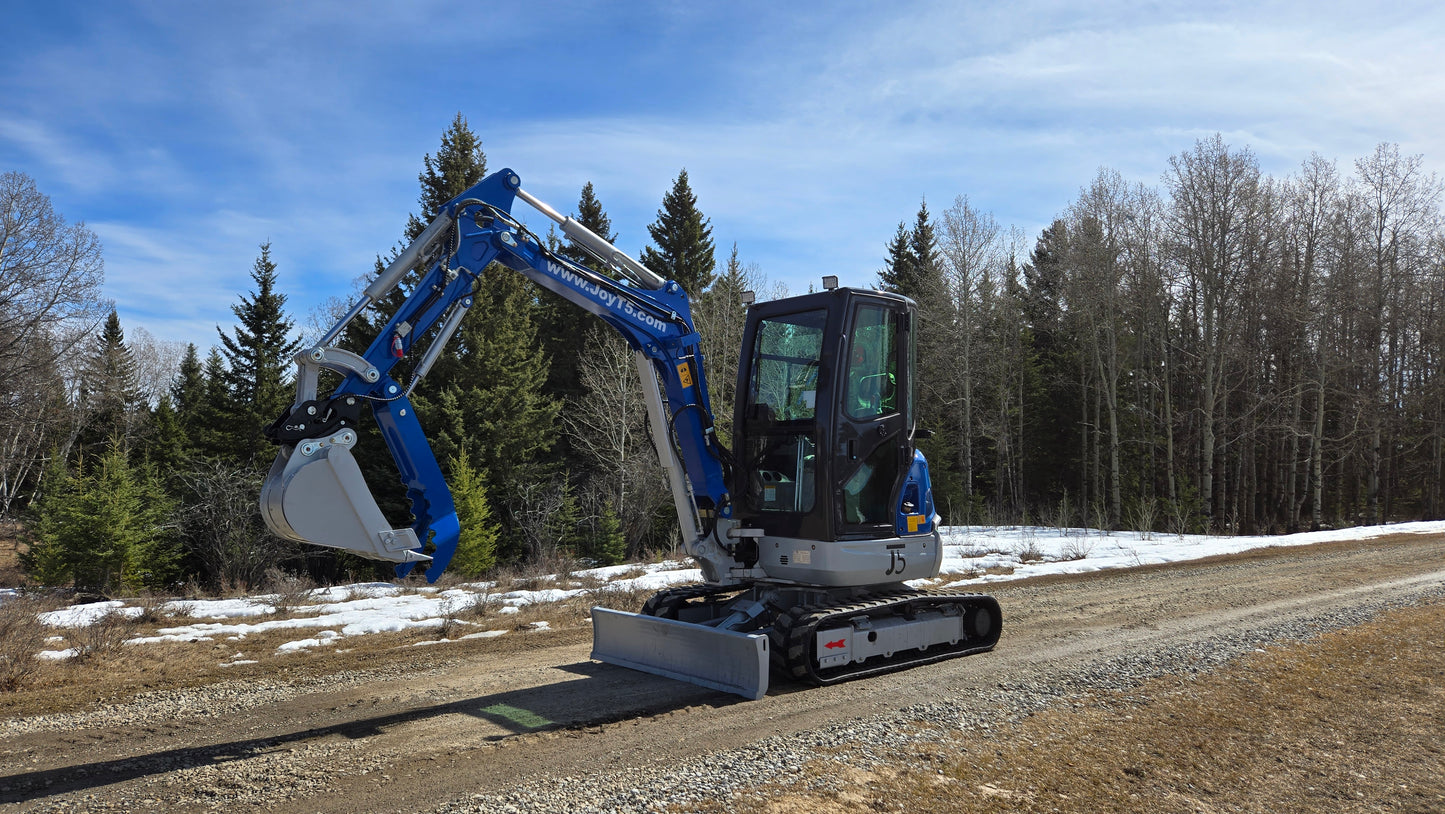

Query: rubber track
[771,590,1002,686]
[639,583,740,620]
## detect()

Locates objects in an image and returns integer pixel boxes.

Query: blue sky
[3,1,1443,352]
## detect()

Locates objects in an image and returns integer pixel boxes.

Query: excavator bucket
[260,430,434,567]
[591,608,770,700]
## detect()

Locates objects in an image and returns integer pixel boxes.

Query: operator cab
[732,287,919,542]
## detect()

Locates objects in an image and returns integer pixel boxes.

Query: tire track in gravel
[4,533,1443,813]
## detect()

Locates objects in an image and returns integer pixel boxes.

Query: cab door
[736,306,830,540]
[834,300,911,538]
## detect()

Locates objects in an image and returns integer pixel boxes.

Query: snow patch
[410,630,507,647]
[39,601,142,628]
[277,629,342,653]
[933,520,1445,588]
[164,598,273,620]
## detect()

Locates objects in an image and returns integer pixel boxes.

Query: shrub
[0,594,53,690]
[70,608,138,663]
[262,567,317,614]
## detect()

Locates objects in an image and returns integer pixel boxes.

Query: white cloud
[0,118,122,193]
[6,0,1445,346]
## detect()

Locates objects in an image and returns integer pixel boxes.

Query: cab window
[843,305,898,420]
[747,309,827,423]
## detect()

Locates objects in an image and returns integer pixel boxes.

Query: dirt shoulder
[2,532,1443,813]
[718,598,1445,814]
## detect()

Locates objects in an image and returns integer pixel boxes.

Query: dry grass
[261,566,319,613]
[0,599,592,718]
[0,593,61,690]
[0,565,635,703]
[583,579,655,614]
[0,520,32,588]
[68,609,139,662]
[1058,534,1096,562]
[1013,529,1045,563]
[699,599,1445,814]
[0,555,663,715]
[433,591,493,638]
[129,592,171,625]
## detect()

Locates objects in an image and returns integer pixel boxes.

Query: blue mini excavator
[261,169,1000,699]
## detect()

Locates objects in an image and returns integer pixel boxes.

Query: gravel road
[3,532,1442,813]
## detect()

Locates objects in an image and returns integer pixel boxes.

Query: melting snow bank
[22,560,701,656]
[38,600,143,628]
[930,519,1445,589]
[16,521,1445,658]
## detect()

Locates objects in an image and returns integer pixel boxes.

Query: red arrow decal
[824,638,847,650]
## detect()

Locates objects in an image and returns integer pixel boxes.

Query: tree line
[3,122,1440,594]
[892,136,1444,534]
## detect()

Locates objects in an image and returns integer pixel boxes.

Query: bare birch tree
[936,196,1006,515]
[0,172,108,517]
[1164,135,1262,528]
[565,326,671,556]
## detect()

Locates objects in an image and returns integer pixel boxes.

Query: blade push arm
[262,169,733,582]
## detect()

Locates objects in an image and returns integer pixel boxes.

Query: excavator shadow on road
[0,660,777,805]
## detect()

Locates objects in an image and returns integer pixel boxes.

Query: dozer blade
[591,608,769,700]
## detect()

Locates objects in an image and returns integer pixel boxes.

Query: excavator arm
[262,169,733,582]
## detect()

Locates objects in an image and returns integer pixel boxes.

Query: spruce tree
[171,343,206,432]
[342,115,514,533]
[694,244,754,446]
[77,311,143,459]
[909,198,941,298]
[448,452,499,576]
[546,475,585,559]
[878,199,942,302]
[157,342,207,463]
[341,114,489,363]
[19,454,77,587]
[878,200,952,500]
[350,113,488,349]
[640,169,715,294]
[539,182,615,409]
[878,221,915,294]
[217,242,301,460]
[25,440,178,593]
[567,182,615,263]
[594,502,626,566]
[1018,221,1079,505]
[405,112,487,242]
[145,395,188,473]
[343,114,485,354]
[122,457,183,591]
[192,348,236,460]
[417,267,561,562]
